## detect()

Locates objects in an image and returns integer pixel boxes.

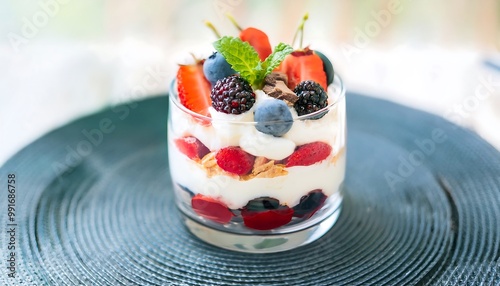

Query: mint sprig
[213,36,292,88]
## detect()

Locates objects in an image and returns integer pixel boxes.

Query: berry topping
[203,52,236,86]
[174,137,210,160]
[285,141,332,167]
[254,99,293,137]
[293,189,327,218]
[176,61,212,116]
[213,36,292,88]
[227,14,272,61]
[280,14,328,90]
[241,197,294,230]
[282,49,328,90]
[239,27,272,61]
[215,146,255,175]
[211,75,256,114]
[293,80,329,119]
[191,194,234,224]
[314,50,334,86]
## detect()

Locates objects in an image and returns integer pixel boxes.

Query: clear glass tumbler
[167,74,346,253]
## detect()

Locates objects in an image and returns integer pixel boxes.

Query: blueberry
[254,99,293,137]
[244,197,280,212]
[203,52,236,86]
[314,51,334,86]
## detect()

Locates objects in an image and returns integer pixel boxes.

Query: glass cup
[167,74,346,253]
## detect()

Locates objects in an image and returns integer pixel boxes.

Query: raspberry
[211,75,256,114]
[293,80,329,119]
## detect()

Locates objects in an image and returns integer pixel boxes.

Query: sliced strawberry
[226,14,272,61]
[176,62,212,116]
[285,142,332,167]
[215,147,255,175]
[191,194,234,224]
[240,27,272,61]
[242,207,294,230]
[174,137,210,160]
[293,190,327,219]
[281,47,327,90]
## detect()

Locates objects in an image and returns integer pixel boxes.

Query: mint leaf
[213,36,261,85]
[213,37,293,88]
[262,43,293,75]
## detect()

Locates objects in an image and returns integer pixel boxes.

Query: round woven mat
[1,94,499,285]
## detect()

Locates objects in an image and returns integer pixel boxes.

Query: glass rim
[168,74,345,124]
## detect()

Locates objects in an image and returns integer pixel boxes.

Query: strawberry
[227,14,272,61]
[285,142,332,167]
[281,48,327,90]
[240,197,293,230]
[280,13,327,90]
[215,147,255,175]
[174,137,210,160]
[176,61,212,116]
[241,207,294,230]
[191,194,234,224]
[240,27,272,61]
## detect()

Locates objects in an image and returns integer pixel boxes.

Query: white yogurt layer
[170,89,341,155]
[168,140,346,209]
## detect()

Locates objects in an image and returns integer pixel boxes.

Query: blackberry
[292,189,327,218]
[211,75,256,114]
[293,80,329,119]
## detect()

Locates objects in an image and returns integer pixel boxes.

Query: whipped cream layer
[169,90,342,160]
[168,140,346,209]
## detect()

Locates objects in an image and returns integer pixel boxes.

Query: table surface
[1,93,499,285]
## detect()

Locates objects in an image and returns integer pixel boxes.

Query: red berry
[241,207,294,230]
[174,137,210,160]
[281,47,327,90]
[176,62,212,116]
[240,27,272,61]
[215,147,255,175]
[285,142,332,167]
[191,194,234,224]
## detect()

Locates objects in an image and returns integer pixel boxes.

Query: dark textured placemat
[1,93,499,285]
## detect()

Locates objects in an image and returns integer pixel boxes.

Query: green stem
[292,13,309,49]
[204,20,222,38]
[226,13,243,31]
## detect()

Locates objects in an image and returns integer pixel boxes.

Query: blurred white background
[1,0,499,165]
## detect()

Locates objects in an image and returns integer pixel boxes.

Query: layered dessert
[168,15,345,232]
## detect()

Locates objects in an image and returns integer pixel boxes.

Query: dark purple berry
[211,75,255,114]
[292,189,327,218]
[293,80,329,119]
[244,197,280,212]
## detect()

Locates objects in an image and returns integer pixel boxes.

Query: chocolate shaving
[264,72,288,86]
[263,72,298,105]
